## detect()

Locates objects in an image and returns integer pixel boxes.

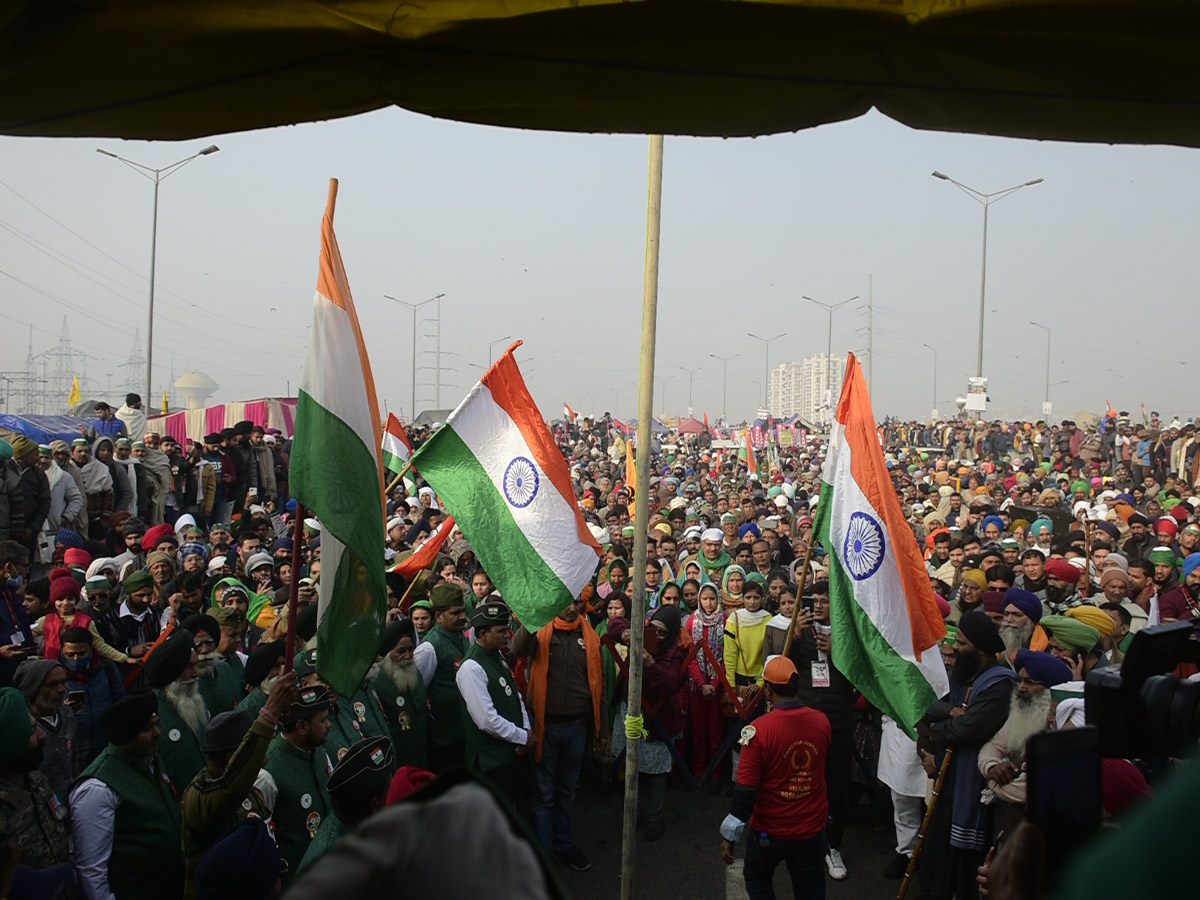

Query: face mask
[63,655,91,672]
[5,576,22,589]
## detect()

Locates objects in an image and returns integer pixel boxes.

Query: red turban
[1046,558,1082,584]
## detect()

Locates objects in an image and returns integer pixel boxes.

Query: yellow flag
[161,390,169,414]
[67,375,82,407]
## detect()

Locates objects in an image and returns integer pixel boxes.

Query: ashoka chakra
[503,457,539,508]
[843,511,885,581]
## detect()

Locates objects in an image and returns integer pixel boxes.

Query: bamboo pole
[283,501,306,672]
[619,134,664,900]
[384,459,414,496]
[780,540,817,658]
[896,686,973,900]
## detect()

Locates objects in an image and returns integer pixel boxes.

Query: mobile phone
[642,624,659,656]
[1025,726,1103,889]
[67,685,85,704]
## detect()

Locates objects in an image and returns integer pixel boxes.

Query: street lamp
[488,335,512,366]
[1030,321,1052,407]
[384,292,444,419]
[922,343,938,420]
[802,295,858,423]
[709,352,739,422]
[932,170,1043,377]
[96,144,219,401]
[747,332,786,411]
[678,365,703,412]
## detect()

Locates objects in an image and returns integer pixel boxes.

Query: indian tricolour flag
[412,343,601,629]
[382,413,417,495]
[289,179,386,697]
[811,353,948,737]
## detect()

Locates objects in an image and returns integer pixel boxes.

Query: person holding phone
[0,541,36,688]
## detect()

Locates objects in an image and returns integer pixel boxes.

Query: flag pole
[283,501,306,673]
[619,133,664,900]
[780,538,817,658]
[384,460,413,496]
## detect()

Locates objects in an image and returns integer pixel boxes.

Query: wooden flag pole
[384,459,414,496]
[619,133,664,900]
[283,501,307,672]
[780,538,818,658]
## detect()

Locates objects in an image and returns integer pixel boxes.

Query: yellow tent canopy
[2,0,1198,145]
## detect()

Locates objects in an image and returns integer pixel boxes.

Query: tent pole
[619,133,663,900]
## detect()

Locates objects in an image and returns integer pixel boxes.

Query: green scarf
[210,575,270,626]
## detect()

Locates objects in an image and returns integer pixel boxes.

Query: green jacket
[236,686,268,718]
[423,624,467,750]
[263,736,332,883]
[154,689,207,791]
[325,685,394,768]
[198,659,242,716]
[79,744,183,900]
[180,716,274,898]
[295,812,348,878]
[461,643,525,773]
[371,669,429,769]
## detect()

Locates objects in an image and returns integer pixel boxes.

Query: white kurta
[877,715,927,798]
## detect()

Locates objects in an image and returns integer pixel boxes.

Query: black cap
[100,692,158,744]
[957,609,1006,656]
[234,420,254,436]
[244,641,286,688]
[144,629,195,688]
[470,599,511,631]
[379,619,415,657]
[327,736,394,797]
[203,433,224,445]
[202,709,253,754]
[281,684,332,729]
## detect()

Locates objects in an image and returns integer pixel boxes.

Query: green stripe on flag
[812,481,939,738]
[290,390,386,696]
[413,426,574,630]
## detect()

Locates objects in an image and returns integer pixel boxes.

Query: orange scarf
[528,614,603,761]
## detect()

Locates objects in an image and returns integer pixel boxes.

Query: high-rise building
[799,352,845,423]
[768,361,803,418]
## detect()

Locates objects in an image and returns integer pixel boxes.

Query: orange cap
[763,656,798,686]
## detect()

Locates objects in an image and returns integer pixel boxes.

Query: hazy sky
[2,108,1198,425]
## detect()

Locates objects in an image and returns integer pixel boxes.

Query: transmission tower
[19,325,36,415]
[122,329,145,399]
[43,317,78,414]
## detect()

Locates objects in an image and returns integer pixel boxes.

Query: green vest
[79,745,183,900]
[423,625,467,750]
[371,669,429,769]
[236,686,267,717]
[223,649,246,687]
[154,689,207,790]
[294,812,348,877]
[263,736,332,881]
[198,660,241,716]
[461,643,524,772]
[324,685,392,766]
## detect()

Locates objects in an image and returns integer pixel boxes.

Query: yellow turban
[962,569,988,590]
[1067,605,1115,637]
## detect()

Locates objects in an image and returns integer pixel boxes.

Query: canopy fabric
[0,415,88,446]
[677,417,706,434]
[2,1,1199,146]
[146,397,297,445]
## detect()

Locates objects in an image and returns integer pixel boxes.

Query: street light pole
[747,332,786,412]
[96,144,219,401]
[384,292,444,419]
[678,365,703,412]
[922,343,938,419]
[709,353,739,421]
[802,295,858,423]
[488,334,512,366]
[1030,321,1051,405]
[932,170,1043,377]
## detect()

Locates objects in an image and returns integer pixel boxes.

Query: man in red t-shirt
[720,656,832,899]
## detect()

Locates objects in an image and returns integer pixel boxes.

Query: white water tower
[175,371,219,409]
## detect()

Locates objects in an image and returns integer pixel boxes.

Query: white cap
[206,556,228,575]
[386,516,405,532]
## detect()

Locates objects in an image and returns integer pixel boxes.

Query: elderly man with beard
[372,618,429,769]
[237,640,286,717]
[999,589,1049,660]
[917,611,1015,900]
[184,614,241,715]
[145,629,209,788]
[978,650,1072,837]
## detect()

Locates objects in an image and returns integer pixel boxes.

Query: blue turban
[1183,553,1200,580]
[1003,588,1043,624]
[738,522,760,540]
[55,528,83,549]
[982,515,1005,534]
[1014,649,1073,688]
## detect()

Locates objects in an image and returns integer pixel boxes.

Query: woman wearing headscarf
[595,593,630,733]
[596,557,629,602]
[720,564,746,613]
[685,583,726,784]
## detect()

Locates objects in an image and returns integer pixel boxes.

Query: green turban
[1163,498,1181,513]
[0,687,32,764]
[1042,615,1102,653]
[1148,547,1178,566]
[1071,480,1090,495]
[122,569,154,594]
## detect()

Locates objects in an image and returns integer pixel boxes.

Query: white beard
[380,656,421,695]
[166,678,210,736]
[999,621,1034,654]
[1002,690,1053,764]
[259,674,279,694]
[196,650,222,677]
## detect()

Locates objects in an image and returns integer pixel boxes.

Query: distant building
[799,353,845,422]
[768,362,803,418]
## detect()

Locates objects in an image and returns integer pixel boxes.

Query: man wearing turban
[1044,558,1084,616]
[977,650,1072,834]
[1042,615,1105,680]
[999,589,1049,659]
[1148,546,1192,624]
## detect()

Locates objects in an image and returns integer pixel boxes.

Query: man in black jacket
[11,436,49,560]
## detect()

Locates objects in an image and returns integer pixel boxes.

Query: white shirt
[68,776,121,900]
[455,656,530,746]
[413,641,438,687]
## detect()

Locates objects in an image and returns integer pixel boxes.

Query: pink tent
[677,417,705,434]
[148,397,297,445]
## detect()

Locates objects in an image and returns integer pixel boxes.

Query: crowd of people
[0,399,1194,900]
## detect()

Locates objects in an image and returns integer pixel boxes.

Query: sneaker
[825,849,847,881]
[883,851,911,879]
[555,847,592,872]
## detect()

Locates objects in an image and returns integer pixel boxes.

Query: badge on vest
[354,701,366,722]
[306,812,321,835]
[498,676,513,697]
[337,747,349,762]
[300,793,312,809]
[168,728,181,742]
[395,695,406,708]
[397,711,411,731]
[739,725,756,747]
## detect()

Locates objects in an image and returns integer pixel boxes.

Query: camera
[1084,619,1200,758]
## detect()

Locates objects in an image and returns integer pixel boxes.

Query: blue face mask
[63,655,91,672]
[5,576,22,589]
